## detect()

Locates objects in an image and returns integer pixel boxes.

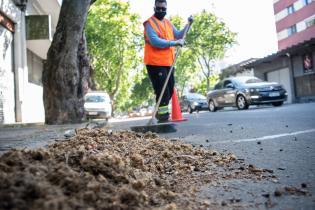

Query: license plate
[269,92,280,97]
[88,112,97,115]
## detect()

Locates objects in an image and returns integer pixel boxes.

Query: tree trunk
[179,81,186,98]
[42,0,92,124]
[88,65,97,90]
[109,95,115,117]
[206,77,210,92]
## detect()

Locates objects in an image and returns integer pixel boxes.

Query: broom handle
[149,22,192,125]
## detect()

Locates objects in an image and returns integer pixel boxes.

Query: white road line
[212,128,315,144]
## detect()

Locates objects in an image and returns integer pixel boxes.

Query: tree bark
[206,77,210,92]
[42,0,92,124]
[109,95,115,117]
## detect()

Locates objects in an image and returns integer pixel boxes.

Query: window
[85,96,106,103]
[234,77,263,85]
[245,78,263,84]
[304,0,312,6]
[223,80,232,88]
[287,25,297,36]
[214,82,222,90]
[287,5,295,14]
[187,93,206,100]
[27,50,43,85]
[306,17,315,28]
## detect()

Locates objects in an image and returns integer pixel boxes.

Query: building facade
[274,0,315,50]
[244,38,315,104]
[221,1,315,104]
[0,0,61,124]
[220,58,257,80]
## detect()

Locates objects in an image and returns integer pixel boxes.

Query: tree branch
[112,40,125,97]
[198,58,207,78]
[90,0,97,5]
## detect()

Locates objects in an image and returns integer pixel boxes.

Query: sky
[125,0,278,68]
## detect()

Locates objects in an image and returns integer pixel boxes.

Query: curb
[0,122,45,129]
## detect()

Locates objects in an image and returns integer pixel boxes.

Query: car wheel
[236,95,248,110]
[272,101,283,106]
[188,106,194,114]
[208,100,217,112]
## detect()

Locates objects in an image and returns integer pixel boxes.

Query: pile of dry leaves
[0,128,270,210]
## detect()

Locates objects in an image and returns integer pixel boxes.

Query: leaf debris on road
[0,128,274,210]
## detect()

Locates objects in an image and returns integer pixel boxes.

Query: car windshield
[234,77,263,85]
[187,93,206,100]
[85,95,106,103]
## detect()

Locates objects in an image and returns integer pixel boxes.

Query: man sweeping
[144,0,193,123]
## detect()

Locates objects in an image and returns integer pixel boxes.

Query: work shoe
[156,105,170,123]
[156,112,170,123]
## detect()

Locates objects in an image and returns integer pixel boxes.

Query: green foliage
[86,5,235,113]
[170,15,184,29]
[168,12,235,96]
[186,10,236,91]
[86,0,142,113]
[174,49,198,96]
[170,15,198,97]
[192,74,219,95]
[127,68,154,110]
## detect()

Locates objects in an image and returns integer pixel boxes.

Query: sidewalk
[0,122,44,128]
[0,122,87,154]
[0,117,135,154]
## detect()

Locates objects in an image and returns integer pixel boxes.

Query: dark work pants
[146,65,175,109]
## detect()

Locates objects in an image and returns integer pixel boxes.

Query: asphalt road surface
[1,102,314,209]
[110,102,315,209]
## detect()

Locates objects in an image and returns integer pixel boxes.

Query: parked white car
[84,91,112,120]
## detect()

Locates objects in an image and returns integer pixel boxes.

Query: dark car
[207,76,288,112]
[180,93,208,113]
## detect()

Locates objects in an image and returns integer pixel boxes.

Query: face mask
[154,11,166,20]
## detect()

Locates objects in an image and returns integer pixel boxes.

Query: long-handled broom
[131,19,192,133]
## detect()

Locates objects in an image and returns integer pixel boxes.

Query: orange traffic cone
[171,88,188,122]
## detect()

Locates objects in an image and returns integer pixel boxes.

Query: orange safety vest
[143,16,175,66]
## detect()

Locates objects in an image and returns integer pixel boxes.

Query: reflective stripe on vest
[143,16,175,66]
[151,17,163,35]
[158,105,169,114]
